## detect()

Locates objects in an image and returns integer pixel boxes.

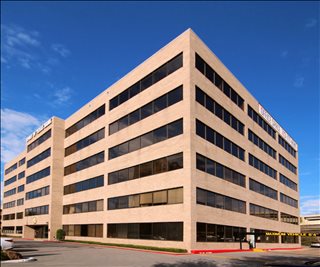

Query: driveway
[3,240,320,267]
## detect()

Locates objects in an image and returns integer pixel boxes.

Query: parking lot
[3,239,320,266]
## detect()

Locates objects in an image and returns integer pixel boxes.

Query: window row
[248,129,276,159]
[280,174,297,191]
[4,175,17,186]
[108,187,183,210]
[18,185,24,192]
[196,188,246,214]
[280,193,298,208]
[64,151,104,176]
[3,213,15,220]
[25,205,49,216]
[109,153,183,185]
[63,199,104,214]
[196,120,245,161]
[65,105,105,137]
[2,227,15,233]
[27,148,51,168]
[197,222,246,242]
[279,154,297,174]
[17,198,24,206]
[19,158,25,166]
[196,86,244,135]
[281,235,299,243]
[64,175,104,195]
[3,200,15,209]
[107,222,183,241]
[26,186,50,200]
[63,224,103,238]
[109,86,183,135]
[281,212,299,225]
[196,153,245,187]
[65,128,105,157]
[253,229,279,243]
[249,154,277,179]
[249,178,277,200]
[279,136,296,158]
[18,171,25,179]
[109,53,183,110]
[247,105,276,139]
[27,129,52,152]
[249,203,278,221]
[4,188,16,198]
[109,119,183,160]
[5,162,17,175]
[26,167,50,184]
[195,53,244,109]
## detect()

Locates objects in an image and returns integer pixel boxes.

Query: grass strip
[65,239,188,253]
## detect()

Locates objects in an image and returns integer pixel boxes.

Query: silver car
[0,237,14,250]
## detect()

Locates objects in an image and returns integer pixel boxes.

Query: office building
[2,29,300,251]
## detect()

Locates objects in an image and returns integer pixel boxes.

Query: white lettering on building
[258,105,298,151]
[26,118,52,142]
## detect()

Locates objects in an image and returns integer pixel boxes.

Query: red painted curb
[191,249,252,254]
[191,247,303,254]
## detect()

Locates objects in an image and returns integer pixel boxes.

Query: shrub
[1,251,9,261]
[56,229,65,241]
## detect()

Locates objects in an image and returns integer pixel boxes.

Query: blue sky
[1,1,319,214]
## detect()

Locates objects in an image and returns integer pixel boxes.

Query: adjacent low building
[1,29,300,252]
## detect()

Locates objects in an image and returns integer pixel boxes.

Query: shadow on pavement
[153,260,218,267]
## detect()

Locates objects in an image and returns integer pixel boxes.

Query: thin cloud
[0,108,46,163]
[1,24,70,71]
[293,76,304,88]
[300,196,320,215]
[53,87,73,105]
[51,44,70,57]
[305,18,317,28]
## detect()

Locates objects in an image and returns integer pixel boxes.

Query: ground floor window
[63,224,103,238]
[252,229,279,243]
[107,222,183,241]
[16,226,23,234]
[2,226,14,233]
[281,235,299,243]
[197,222,246,242]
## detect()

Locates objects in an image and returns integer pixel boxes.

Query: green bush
[1,251,9,261]
[56,229,65,241]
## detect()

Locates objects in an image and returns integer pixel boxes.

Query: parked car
[310,242,320,248]
[0,237,14,250]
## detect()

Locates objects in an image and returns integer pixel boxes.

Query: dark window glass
[168,119,183,138]
[153,65,167,83]
[66,105,105,137]
[141,102,153,119]
[118,116,129,131]
[129,82,140,98]
[27,148,51,168]
[64,152,104,176]
[154,95,167,112]
[119,90,129,104]
[168,154,183,171]
[64,175,104,195]
[129,110,140,125]
[140,74,153,91]
[168,86,183,105]
[140,162,153,177]
[153,126,167,143]
[27,130,52,152]
[26,167,50,184]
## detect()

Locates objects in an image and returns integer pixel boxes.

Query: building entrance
[33,225,49,239]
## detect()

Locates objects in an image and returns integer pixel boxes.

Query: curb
[191,247,303,254]
[1,257,37,264]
